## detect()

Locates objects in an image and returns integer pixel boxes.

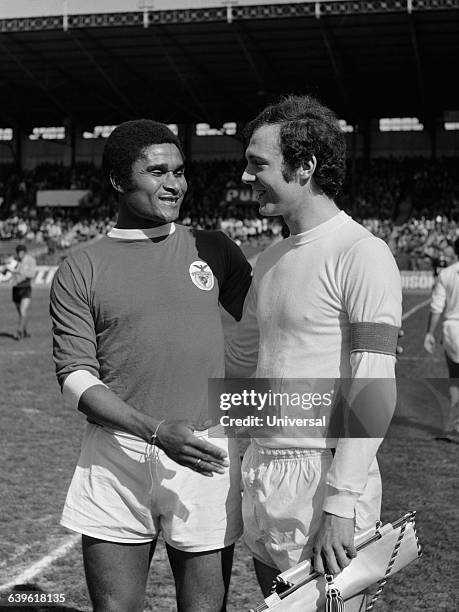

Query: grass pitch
[0,288,457,611]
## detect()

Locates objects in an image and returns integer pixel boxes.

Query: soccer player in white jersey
[50,120,252,611]
[226,95,402,610]
[424,237,459,436]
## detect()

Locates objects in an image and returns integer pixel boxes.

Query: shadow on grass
[0,331,17,339]
[0,583,85,612]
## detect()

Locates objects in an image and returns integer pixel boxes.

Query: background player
[10,244,37,340]
[424,236,459,436]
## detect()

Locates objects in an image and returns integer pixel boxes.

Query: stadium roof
[0,0,458,128]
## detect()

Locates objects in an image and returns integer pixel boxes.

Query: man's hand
[312,512,357,575]
[424,332,435,354]
[155,420,229,477]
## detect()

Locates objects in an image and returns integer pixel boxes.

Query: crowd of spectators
[1,157,459,271]
[360,216,458,272]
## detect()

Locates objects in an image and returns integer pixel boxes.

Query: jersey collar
[108,223,176,240]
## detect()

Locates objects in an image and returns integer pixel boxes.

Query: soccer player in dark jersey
[50,120,252,611]
[11,244,36,340]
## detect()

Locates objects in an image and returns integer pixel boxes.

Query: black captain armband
[350,322,400,357]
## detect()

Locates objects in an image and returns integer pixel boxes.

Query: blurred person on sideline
[49,120,252,612]
[11,244,36,340]
[424,236,459,436]
[226,95,402,611]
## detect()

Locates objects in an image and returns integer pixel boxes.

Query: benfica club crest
[189,261,214,291]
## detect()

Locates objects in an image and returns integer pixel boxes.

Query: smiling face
[116,143,187,228]
[242,123,304,218]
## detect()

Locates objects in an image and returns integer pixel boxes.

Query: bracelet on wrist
[149,419,165,446]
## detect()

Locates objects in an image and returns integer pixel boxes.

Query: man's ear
[298,155,317,182]
[109,172,125,194]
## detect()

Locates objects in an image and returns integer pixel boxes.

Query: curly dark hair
[244,95,346,198]
[102,119,184,192]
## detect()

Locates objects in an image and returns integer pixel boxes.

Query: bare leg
[253,557,278,597]
[166,543,234,612]
[17,297,31,337]
[447,381,459,432]
[82,536,157,612]
[13,303,21,339]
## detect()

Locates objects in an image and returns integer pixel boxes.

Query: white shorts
[61,423,242,552]
[241,441,381,571]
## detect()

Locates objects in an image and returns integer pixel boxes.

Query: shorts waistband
[93,423,226,452]
[91,425,150,455]
[251,439,334,458]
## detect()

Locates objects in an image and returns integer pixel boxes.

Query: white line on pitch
[402,298,430,321]
[0,534,80,592]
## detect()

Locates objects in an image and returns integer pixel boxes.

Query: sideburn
[281,161,297,183]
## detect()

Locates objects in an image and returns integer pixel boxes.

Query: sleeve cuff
[62,370,108,409]
[322,486,360,519]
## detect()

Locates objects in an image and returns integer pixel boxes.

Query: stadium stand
[1,157,459,271]
[0,2,457,272]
